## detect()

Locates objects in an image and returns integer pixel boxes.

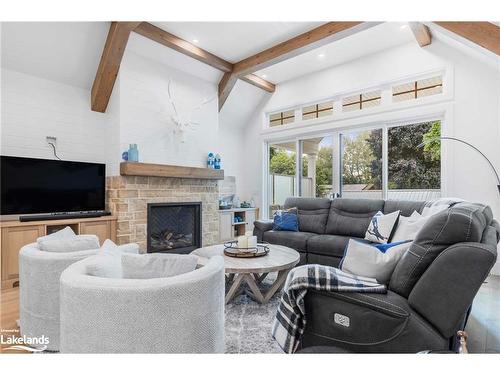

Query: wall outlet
[46,136,57,145]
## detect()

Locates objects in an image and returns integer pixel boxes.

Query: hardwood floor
[1,276,499,353]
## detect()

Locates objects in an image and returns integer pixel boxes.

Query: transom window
[302,101,334,120]
[269,110,295,127]
[342,90,381,112]
[392,76,443,102]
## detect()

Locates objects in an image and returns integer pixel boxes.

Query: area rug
[224,276,283,354]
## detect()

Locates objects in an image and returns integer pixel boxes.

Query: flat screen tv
[1,156,106,216]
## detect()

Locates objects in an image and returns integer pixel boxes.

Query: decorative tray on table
[223,241,270,258]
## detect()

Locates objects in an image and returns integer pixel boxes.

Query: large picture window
[387,121,441,200]
[341,129,383,199]
[265,120,442,218]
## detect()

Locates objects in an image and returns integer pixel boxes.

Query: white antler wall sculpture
[166,79,216,143]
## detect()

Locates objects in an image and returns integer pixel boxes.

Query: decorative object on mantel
[120,161,224,180]
[214,154,221,170]
[207,152,215,169]
[167,79,216,143]
[121,150,128,161]
[417,136,500,195]
[127,144,139,162]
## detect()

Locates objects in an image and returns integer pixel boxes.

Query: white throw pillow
[99,239,140,255]
[391,211,431,242]
[87,240,140,278]
[121,253,198,279]
[86,254,123,278]
[37,226,76,243]
[364,210,400,244]
[38,234,100,253]
[341,239,412,284]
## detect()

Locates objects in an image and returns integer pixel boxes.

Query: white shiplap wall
[0,68,113,172]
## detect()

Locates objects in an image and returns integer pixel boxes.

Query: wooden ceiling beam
[409,22,432,47]
[134,22,234,72]
[231,22,381,77]
[434,22,500,55]
[218,73,239,111]
[240,74,276,93]
[91,22,141,113]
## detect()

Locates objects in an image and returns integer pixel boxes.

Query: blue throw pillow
[273,210,298,232]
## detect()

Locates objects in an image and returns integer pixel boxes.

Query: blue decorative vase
[128,144,139,162]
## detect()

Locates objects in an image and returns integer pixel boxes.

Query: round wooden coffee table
[192,244,300,304]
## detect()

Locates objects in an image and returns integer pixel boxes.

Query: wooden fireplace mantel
[120,162,225,180]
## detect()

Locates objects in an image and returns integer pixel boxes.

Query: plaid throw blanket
[271,264,387,353]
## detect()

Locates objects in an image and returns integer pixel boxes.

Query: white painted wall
[0,68,114,173]
[107,51,244,196]
[115,51,219,173]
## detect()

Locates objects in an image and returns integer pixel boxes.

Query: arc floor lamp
[418,136,500,195]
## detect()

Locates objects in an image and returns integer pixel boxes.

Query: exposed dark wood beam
[434,22,500,55]
[91,22,140,113]
[240,74,276,93]
[231,22,381,77]
[218,73,239,111]
[134,22,233,72]
[409,22,432,47]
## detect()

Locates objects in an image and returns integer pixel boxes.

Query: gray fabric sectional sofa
[254,197,499,352]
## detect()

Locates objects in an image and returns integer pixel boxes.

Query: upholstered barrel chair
[19,244,99,351]
[59,255,225,353]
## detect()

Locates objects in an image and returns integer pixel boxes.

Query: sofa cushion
[307,234,369,258]
[273,209,299,231]
[284,197,331,234]
[383,200,427,216]
[389,202,491,298]
[325,198,384,237]
[340,239,412,284]
[263,230,315,252]
[364,210,400,244]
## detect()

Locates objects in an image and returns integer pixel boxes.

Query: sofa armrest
[300,289,447,352]
[253,220,274,242]
[408,242,497,338]
[303,290,410,343]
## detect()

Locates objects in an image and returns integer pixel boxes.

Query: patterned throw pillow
[341,239,412,283]
[364,210,400,244]
[273,207,299,232]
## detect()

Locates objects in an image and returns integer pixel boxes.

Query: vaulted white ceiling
[1,22,109,90]
[151,22,323,62]
[2,21,497,130]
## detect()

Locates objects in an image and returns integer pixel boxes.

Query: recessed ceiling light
[400,24,408,30]
[192,39,199,44]
[261,74,267,78]
[318,53,325,59]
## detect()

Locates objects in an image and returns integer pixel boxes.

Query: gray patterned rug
[224,277,283,354]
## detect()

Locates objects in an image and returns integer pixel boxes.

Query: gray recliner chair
[299,202,499,352]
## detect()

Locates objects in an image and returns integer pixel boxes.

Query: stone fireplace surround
[106,176,220,252]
